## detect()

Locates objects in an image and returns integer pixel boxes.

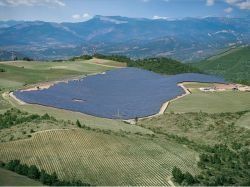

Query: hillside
[194,46,250,85]
[87,55,202,75]
[128,57,202,75]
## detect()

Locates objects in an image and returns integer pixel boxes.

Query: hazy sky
[0,0,249,22]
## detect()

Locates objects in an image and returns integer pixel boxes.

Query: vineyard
[0,129,199,186]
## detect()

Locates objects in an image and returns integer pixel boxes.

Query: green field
[0,59,114,89]
[194,46,250,85]
[0,168,42,186]
[167,83,250,113]
[87,58,127,67]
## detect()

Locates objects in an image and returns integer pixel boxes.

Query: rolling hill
[194,46,250,85]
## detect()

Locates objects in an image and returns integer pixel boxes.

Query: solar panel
[14,68,226,119]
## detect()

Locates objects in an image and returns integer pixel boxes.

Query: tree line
[127,57,202,75]
[69,55,93,61]
[13,57,34,61]
[0,160,91,186]
[93,54,131,63]
[90,54,202,75]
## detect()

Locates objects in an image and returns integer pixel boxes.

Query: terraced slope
[0,129,199,186]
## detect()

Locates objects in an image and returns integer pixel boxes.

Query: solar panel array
[14,68,226,119]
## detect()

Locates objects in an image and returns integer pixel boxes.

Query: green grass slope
[194,46,250,85]
[167,83,250,113]
[0,60,113,89]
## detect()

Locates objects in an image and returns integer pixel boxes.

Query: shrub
[27,165,40,179]
[0,68,6,72]
[30,129,35,133]
[184,172,196,185]
[172,166,184,184]
[76,120,81,128]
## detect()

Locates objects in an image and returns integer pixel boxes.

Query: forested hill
[194,46,250,85]
[92,55,202,75]
[127,57,202,75]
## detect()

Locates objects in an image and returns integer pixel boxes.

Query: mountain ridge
[0,16,250,61]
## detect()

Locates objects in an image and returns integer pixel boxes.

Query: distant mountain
[0,20,24,28]
[194,46,250,85]
[0,50,26,61]
[0,16,250,61]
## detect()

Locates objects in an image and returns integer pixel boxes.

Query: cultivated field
[0,129,199,186]
[166,82,250,113]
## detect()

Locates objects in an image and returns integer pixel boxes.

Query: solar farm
[14,68,225,119]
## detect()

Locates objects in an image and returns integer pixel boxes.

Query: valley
[1,2,250,185]
[0,54,250,186]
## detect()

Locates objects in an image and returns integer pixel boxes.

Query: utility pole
[114,108,121,119]
[11,49,15,61]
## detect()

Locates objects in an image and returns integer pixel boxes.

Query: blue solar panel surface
[14,68,226,119]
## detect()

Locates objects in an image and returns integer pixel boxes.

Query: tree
[5,159,20,171]
[0,68,6,72]
[172,166,184,184]
[184,172,196,185]
[28,165,40,179]
[135,116,138,123]
[41,113,50,120]
[40,169,52,185]
[0,161,5,167]
[50,172,59,185]
[76,120,81,128]
[15,164,26,175]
